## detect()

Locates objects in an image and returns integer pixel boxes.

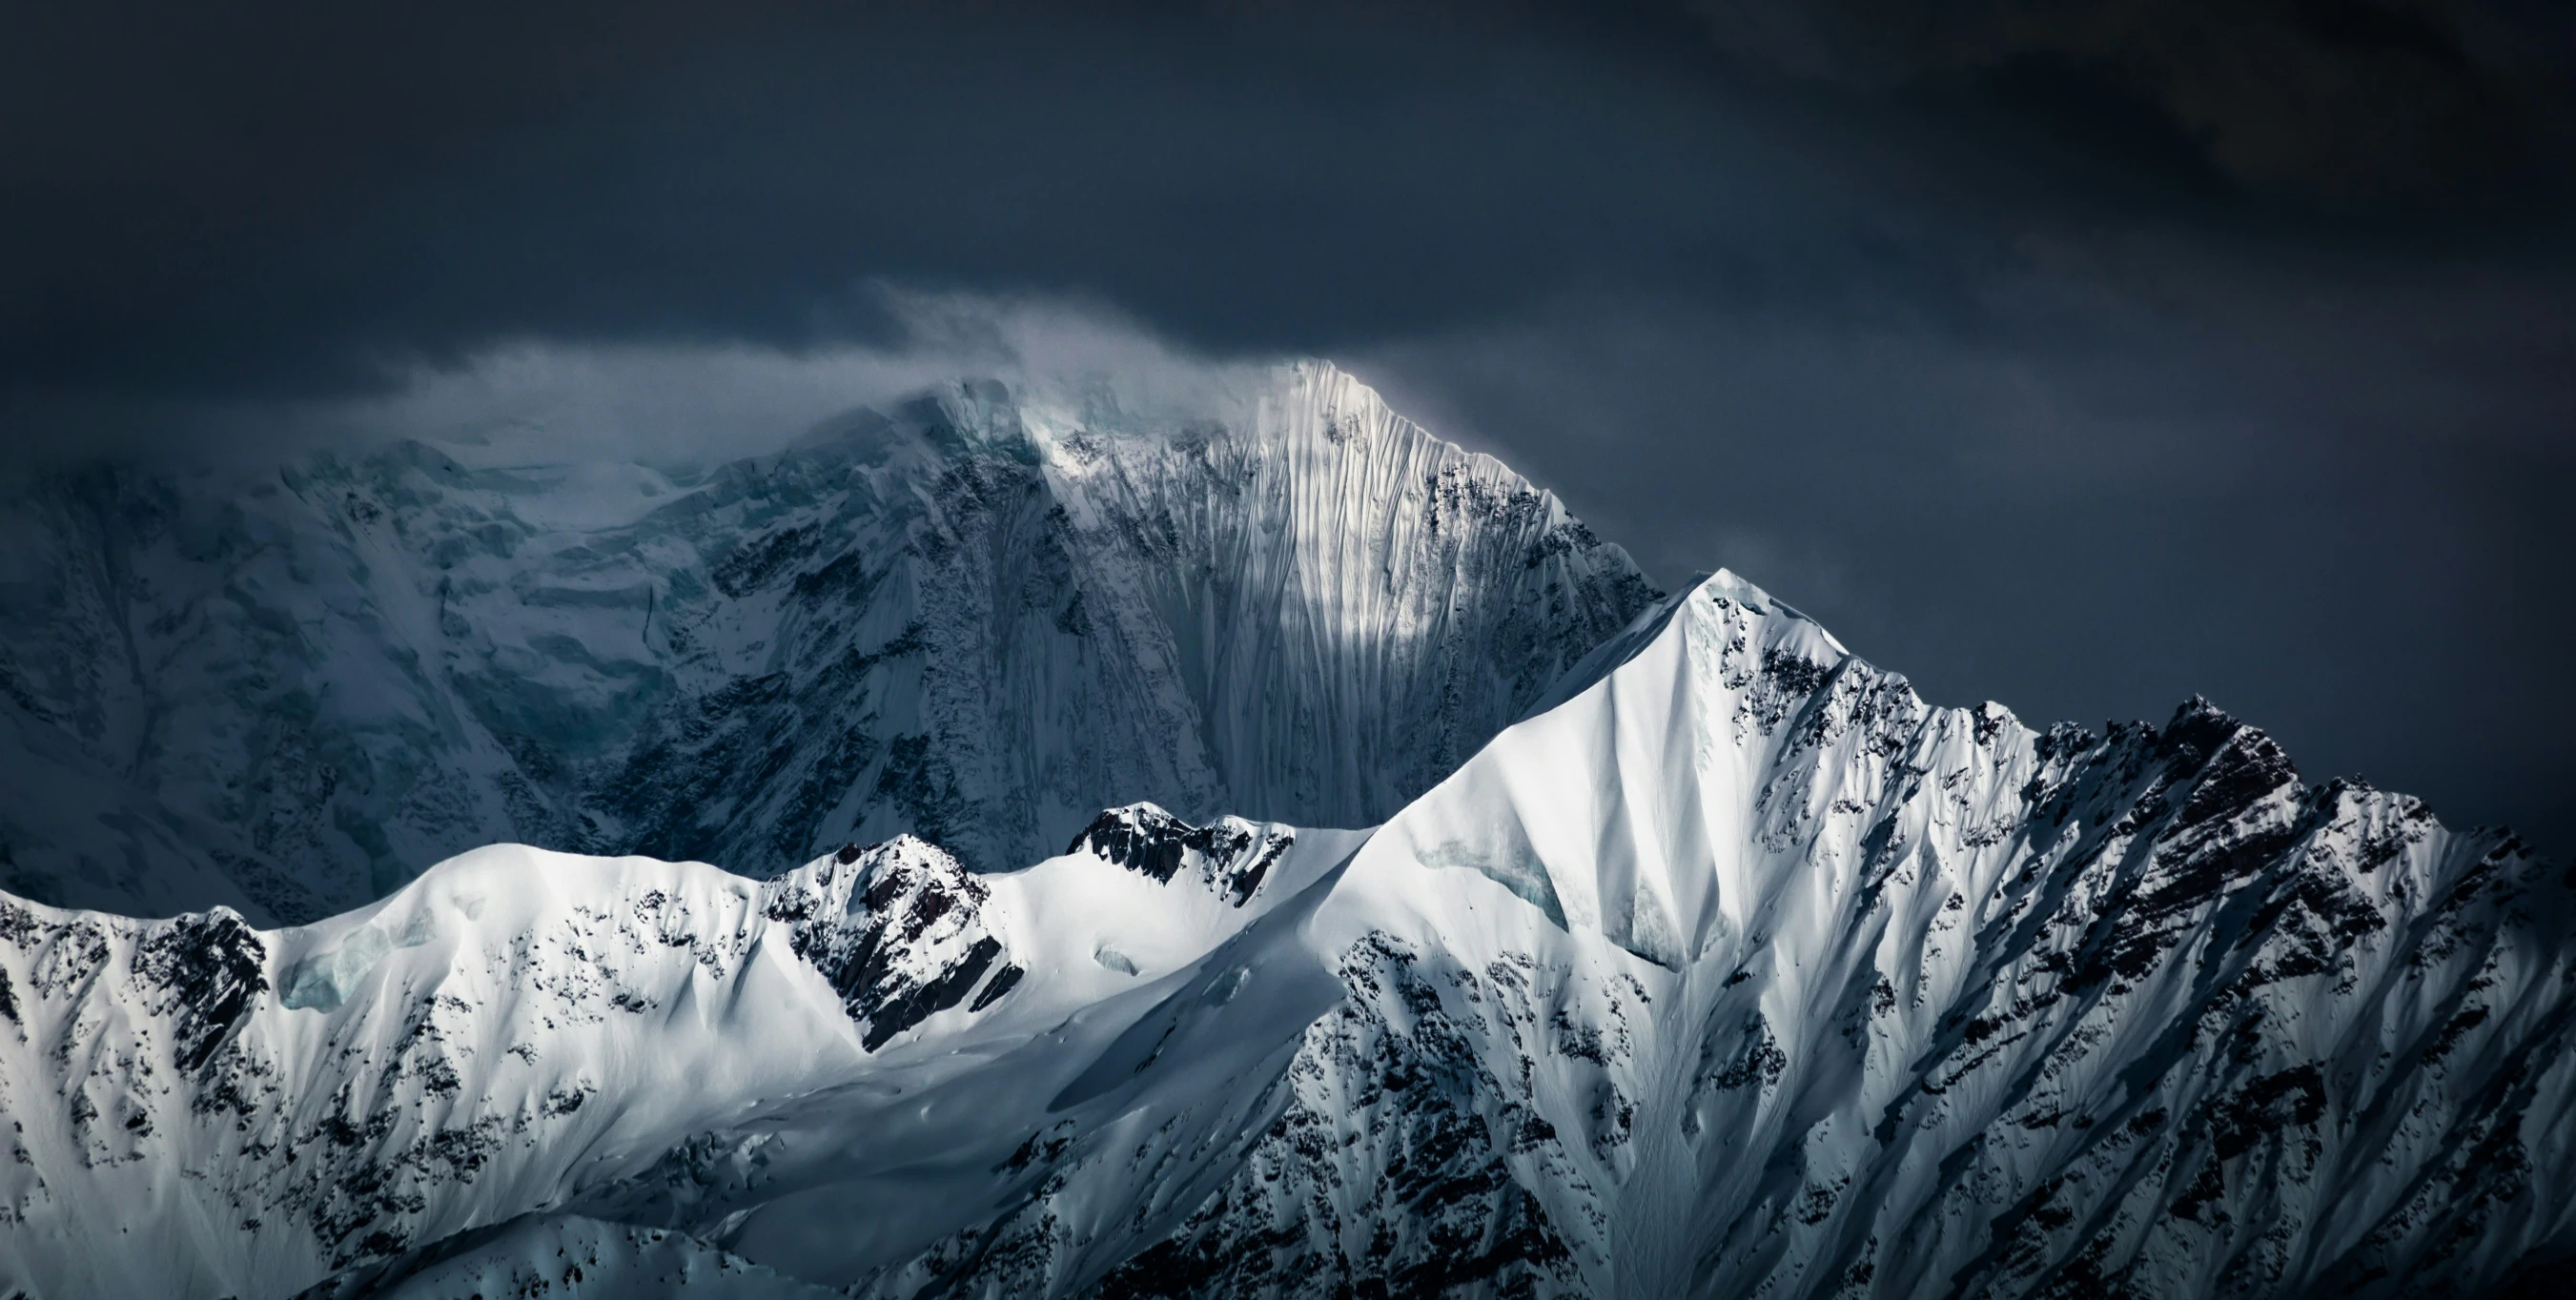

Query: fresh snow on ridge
[6,571,2566,1299]
[1256,572,2576,1297]
[0,813,1361,1297]
[727,572,2570,1299]
[0,363,1657,923]
[0,356,2568,1300]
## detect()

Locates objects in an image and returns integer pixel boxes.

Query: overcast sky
[6,0,2572,850]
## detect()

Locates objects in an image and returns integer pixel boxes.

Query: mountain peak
[1,363,2566,1298]
[0,371,1660,922]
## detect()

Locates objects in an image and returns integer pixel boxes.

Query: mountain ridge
[3,568,2566,1299]
[0,367,2567,1299]
[0,361,1658,923]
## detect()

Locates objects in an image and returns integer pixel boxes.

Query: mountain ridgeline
[0,363,1658,923]
[0,368,2567,1299]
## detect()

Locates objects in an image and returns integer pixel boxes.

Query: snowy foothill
[0,804,1366,1297]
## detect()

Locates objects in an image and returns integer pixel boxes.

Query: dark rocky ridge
[763,839,1020,1051]
[1069,804,1298,907]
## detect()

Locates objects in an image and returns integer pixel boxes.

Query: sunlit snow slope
[4,573,2567,1299]
[0,812,1364,1297]
[1063,573,2576,1298]
[0,363,1656,923]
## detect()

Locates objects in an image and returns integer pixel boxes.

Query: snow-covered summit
[2,343,2570,1300]
[790,571,2576,1298]
[1284,571,2573,1297]
[0,362,1657,923]
[10,570,2564,1299]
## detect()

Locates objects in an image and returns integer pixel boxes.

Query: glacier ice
[277,908,433,1012]
[276,924,391,1012]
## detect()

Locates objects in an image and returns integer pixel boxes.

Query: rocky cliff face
[0,362,1657,923]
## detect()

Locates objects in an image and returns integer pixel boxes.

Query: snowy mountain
[0,362,1658,924]
[4,571,2567,1299]
[0,807,1361,1296]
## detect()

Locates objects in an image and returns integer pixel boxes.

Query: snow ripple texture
[2,572,2568,1299]
[0,362,1658,923]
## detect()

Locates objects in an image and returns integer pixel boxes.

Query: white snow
[1,395,2568,1299]
[0,362,1655,925]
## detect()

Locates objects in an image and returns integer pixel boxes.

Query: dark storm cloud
[3,0,2572,848]
[1,1,1804,403]
[9,0,2562,409]
[1354,256,2576,855]
[1679,0,2565,191]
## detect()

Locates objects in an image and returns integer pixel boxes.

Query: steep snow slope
[0,363,1656,923]
[0,815,1361,1298]
[712,573,2576,1299]
[1047,572,2576,1298]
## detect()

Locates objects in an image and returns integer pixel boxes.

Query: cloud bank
[3,0,2569,849]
